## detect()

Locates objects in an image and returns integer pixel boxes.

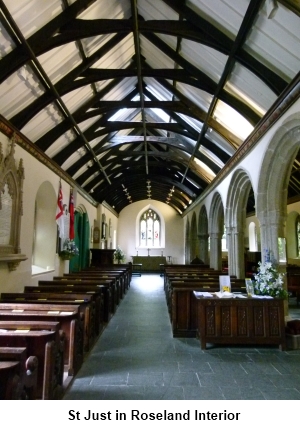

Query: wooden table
[193,293,286,350]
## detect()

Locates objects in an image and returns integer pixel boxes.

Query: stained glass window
[140,209,160,247]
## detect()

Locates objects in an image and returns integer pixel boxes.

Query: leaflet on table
[214,291,247,298]
[193,291,214,298]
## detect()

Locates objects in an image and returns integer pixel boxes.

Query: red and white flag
[56,181,64,239]
[69,188,75,240]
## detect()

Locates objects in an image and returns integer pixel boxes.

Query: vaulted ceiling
[0,0,299,214]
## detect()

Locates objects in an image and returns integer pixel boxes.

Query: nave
[63,274,300,400]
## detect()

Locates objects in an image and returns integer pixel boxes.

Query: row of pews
[0,264,131,400]
[163,264,246,338]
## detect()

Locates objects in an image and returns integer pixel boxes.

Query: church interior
[0,0,300,400]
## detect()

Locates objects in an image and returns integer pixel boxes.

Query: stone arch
[185,217,190,264]
[190,211,198,262]
[209,192,224,270]
[198,205,209,264]
[257,115,300,263]
[226,168,254,277]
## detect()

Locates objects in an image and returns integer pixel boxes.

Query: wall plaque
[0,137,27,270]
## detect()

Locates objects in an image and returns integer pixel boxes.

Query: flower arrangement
[59,238,79,260]
[253,249,287,298]
[114,246,125,263]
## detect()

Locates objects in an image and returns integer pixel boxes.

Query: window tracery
[140,209,160,247]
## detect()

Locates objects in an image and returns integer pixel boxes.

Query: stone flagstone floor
[63,274,300,400]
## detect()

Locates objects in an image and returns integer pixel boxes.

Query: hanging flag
[56,181,64,239]
[69,188,75,240]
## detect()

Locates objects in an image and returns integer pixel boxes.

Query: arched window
[32,181,57,274]
[140,209,160,247]
[249,222,257,251]
[221,225,227,251]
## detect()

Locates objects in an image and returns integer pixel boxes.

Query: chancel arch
[198,205,209,264]
[226,169,254,278]
[257,115,300,264]
[208,192,224,270]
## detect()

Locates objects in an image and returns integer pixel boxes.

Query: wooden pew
[38,278,116,318]
[26,283,111,327]
[287,273,300,306]
[0,361,24,400]
[54,273,123,305]
[164,271,228,296]
[1,292,95,353]
[0,320,64,399]
[85,263,132,286]
[63,269,129,297]
[0,303,84,376]
[165,274,240,307]
[0,347,38,399]
[169,279,246,338]
[163,267,225,293]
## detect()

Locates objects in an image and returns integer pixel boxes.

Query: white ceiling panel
[0,0,298,213]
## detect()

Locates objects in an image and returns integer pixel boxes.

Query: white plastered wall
[117,199,184,264]
[0,131,98,292]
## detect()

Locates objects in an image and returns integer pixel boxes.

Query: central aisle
[64,274,300,400]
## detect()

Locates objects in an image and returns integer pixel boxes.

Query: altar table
[132,256,166,272]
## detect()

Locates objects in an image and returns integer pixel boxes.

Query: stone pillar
[234,228,245,279]
[198,234,209,265]
[210,232,222,270]
[226,226,234,276]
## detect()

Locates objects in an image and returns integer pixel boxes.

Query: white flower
[253,258,287,298]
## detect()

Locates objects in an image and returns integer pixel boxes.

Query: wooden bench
[86,264,132,286]
[38,278,116,317]
[1,292,95,353]
[164,268,225,293]
[132,263,142,276]
[0,361,24,400]
[29,282,111,326]
[287,274,300,306]
[169,279,246,338]
[166,277,244,313]
[0,347,38,399]
[164,272,229,295]
[0,320,64,399]
[55,272,124,303]
[0,303,84,376]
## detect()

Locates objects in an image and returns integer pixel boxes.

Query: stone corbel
[0,254,28,271]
